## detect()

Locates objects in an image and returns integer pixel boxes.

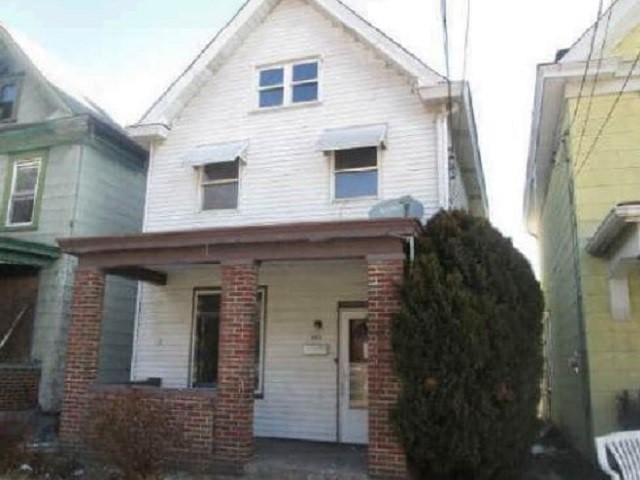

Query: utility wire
[574,1,614,160]
[450,0,471,208]
[440,0,455,208]
[574,47,640,179]
[441,0,453,120]
[567,0,605,135]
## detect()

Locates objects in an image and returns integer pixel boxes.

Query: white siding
[144,0,440,232]
[133,260,367,442]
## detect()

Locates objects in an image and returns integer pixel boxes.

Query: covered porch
[0,237,60,413]
[57,218,418,478]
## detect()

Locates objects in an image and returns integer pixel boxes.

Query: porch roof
[0,236,60,267]
[57,218,420,284]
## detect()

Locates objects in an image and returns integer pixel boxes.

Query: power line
[450,0,471,208]
[440,0,455,208]
[460,0,471,87]
[574,1,614,160]
[574,47,640,178]
[441,0,453,118]
[568,0,605,132]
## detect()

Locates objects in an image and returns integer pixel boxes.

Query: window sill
[249,100,322,115]
[332,195,379,204]
[197,208,241,215]
[0,224,38,232]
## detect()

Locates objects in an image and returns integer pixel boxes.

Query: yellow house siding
[612,24,640,60]
[540,138,592,454]
[567,90,640,439]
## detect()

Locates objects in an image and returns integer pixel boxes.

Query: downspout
[69,143,85,236]
[130,141,154,381]
[564,138,594,453]
[436,109,450,210]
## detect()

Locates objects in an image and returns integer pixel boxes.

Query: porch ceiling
[57,218,419,283]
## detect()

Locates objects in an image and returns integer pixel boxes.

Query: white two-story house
[56,0,487,477]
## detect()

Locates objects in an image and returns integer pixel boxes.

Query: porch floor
[244,438,369,480]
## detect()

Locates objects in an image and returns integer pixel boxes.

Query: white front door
[338,308,369,444]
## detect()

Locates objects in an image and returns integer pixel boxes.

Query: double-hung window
[334,147,378,199]
[291,62,318,103]
[201,160,239,210]
[259,67,285,108]
[191,288,267,396]
[258,60,319,108]
[6,159,42,227]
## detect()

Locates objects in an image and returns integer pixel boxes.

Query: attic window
[257,60,319,109]
[0,58,10,76]
[0,81,18,121]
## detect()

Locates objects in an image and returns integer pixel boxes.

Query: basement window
[6,158,43,227]
[191,288,267,396]
[334,147,378,199]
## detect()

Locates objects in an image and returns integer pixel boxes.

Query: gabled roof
[560,0,640,64]
[135,0,446,126]
[523,0,640,235]
[0,22,117,128]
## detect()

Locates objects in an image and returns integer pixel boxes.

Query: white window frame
[331,148,379,202]
[256,58,321,110]
[199,161,240,211]
[290,61,320,105]
[189,287,267,397]
[255,288,267,397]
[6,158,42,227]
[257,66,285,109]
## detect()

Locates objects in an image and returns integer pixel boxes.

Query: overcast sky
[2,0,608,269]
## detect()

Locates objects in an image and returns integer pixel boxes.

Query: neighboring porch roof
[0,237,60,267]
[586,202,640,321]
[58,218,419,284]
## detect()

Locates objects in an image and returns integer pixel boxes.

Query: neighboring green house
[0,24,147,416]
[525,0,640,456]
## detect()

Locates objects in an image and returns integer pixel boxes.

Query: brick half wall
[0,363,40,411]
[89,385,216,468]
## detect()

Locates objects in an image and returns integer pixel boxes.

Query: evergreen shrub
[392,210,544,479]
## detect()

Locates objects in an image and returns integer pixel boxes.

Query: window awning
[318,124,387,152]
[183,140,249,167]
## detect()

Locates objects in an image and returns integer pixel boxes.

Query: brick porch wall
[0,364,40,411]
[59,269,105,449]
[214,262,258,467]
[367,256,407,479]
[90,385,216,466]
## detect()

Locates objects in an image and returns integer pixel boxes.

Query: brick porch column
[59,268,105,449]
[214,261,258,468]
[367,256,408,479]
